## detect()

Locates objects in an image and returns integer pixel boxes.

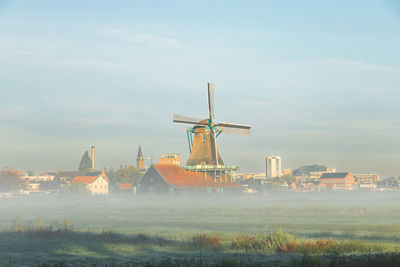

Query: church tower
[137,145,144,169]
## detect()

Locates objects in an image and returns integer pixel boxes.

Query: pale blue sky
[1,0,400,176]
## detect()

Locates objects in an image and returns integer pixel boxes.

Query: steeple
[137,144,144,169]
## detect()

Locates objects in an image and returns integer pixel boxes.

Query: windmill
[173,82,251,167]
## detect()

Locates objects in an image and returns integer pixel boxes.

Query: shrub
[259,230,295,253]
[231,235,259,251]
[231,230,295,253]
[280,241,299,253]
[190,234,222,250]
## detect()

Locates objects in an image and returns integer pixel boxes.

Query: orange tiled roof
[153,164,241,188]
[73,176,99,184]
[117,183,133,190]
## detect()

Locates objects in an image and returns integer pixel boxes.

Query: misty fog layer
[1,192,399,234]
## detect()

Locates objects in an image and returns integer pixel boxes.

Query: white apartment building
[266,156,282,178]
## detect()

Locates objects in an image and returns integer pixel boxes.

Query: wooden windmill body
[186,124,224,166]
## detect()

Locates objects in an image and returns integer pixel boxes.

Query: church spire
[137,144,144,169]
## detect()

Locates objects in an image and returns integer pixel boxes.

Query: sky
[1,0,400,176]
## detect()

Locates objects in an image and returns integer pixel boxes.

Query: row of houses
[22,163,241,195]
[25,169,375,195]
[287,172,372,191]
[23,170,132,195]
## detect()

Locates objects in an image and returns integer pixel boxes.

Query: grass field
[1,191,400,266]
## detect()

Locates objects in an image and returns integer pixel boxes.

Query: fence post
[40,218,43,230]
[15,218,19,232]
[65,218,69,231]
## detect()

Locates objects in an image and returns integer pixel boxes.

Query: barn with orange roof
[138,164,241,195]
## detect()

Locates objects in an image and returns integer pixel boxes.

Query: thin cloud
[99,27,183,48]
[7,53,130,72]
[324,58,399,72]
[15,50,37,57]
[52,58,124,70]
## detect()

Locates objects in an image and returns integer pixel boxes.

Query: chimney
[91,146,95,170]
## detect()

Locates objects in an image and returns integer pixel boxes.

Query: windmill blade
[216,122,251,135]
[173,114,205,125]
[217,127,251,135]
[207,82,215,121]
[209,130,219,165]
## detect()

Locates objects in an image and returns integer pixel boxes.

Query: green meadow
[1,192,400,266]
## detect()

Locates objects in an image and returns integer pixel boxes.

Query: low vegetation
[230,231,387,255]
[1,227,397,266]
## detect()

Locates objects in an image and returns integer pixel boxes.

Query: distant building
[28,183,40,192]
[282,169,292,176]
[266,156,281,178]
[56,171,85,188]
[158,153,182,166]
[23,173,54,182]
[113,182,135,194]
[318,172,355,191]
[24,173,58,192]
[301,183,317,192]
[353,173,380,184]
[137,145,144,169]
[72,173,109,195]
[138,164,241,195]
[234,173,266,180]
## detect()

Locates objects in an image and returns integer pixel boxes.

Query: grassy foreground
[1,229,400,266]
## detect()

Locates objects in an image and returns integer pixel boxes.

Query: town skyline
[1,1,400,176]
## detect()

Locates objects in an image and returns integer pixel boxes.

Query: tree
[105,167,115,182]
[78,151,92,171]
[61,182,91,194]
[293,164,327,177]
[0,169,25,192]
[112,165,143,185]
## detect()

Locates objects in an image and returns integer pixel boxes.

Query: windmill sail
[173,114,205,125]
[209,128,218,165]
[207,82,215,121]
[216,122,251,136]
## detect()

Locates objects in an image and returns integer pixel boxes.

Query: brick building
[318,172,355,191]
[158,153,182,166]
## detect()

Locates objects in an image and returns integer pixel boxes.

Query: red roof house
[72,174,109,195]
